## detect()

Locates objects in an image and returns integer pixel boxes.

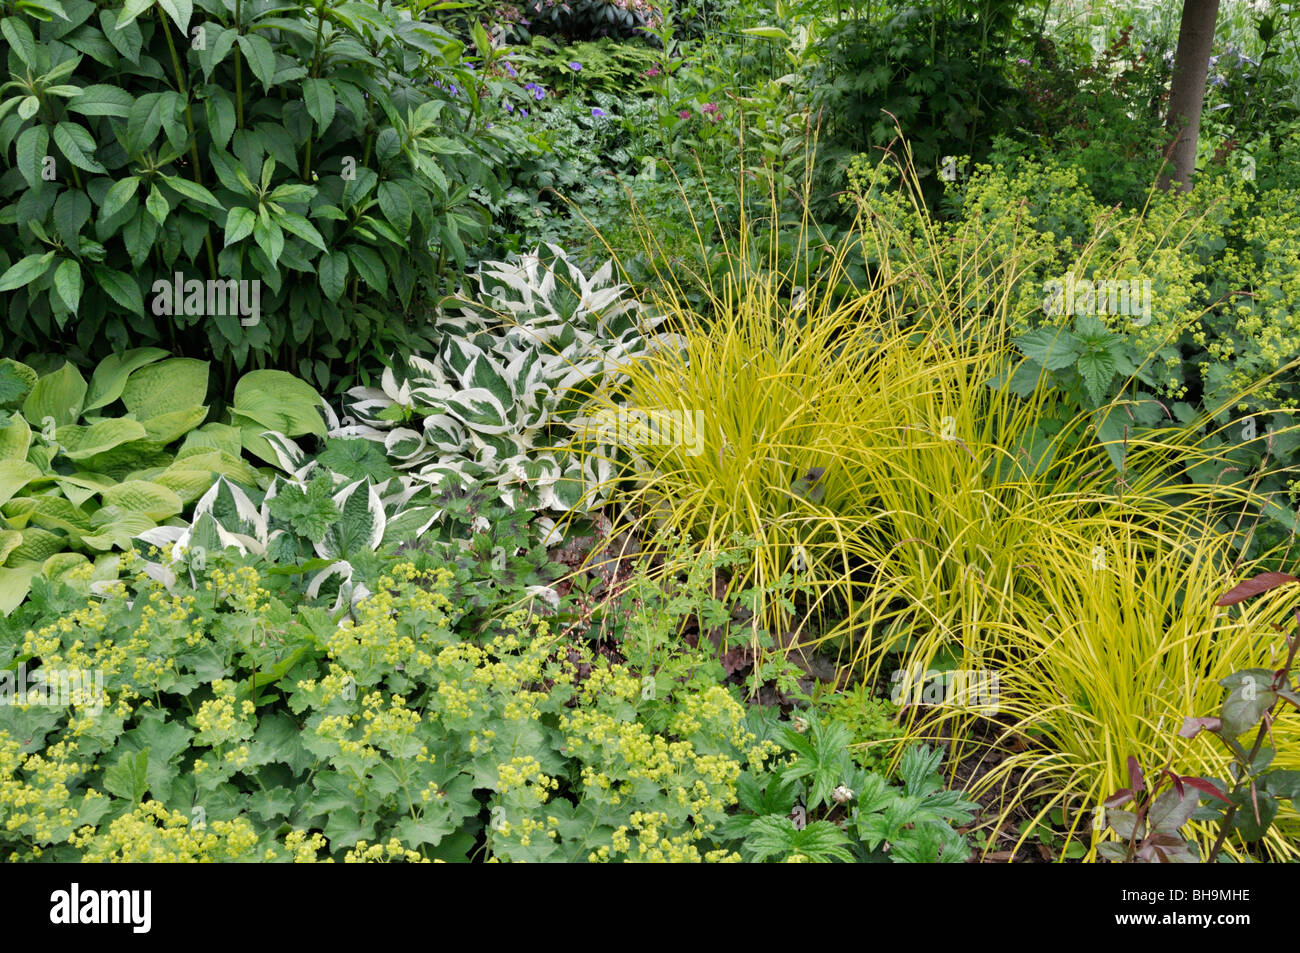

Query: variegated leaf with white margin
[381,365,412,406]
[191,476,268,550]
[444,387,512,435]
[306,560,372,615]
[422,414,468,453]
[344,387,395,426]
[384,427,427,463]
[257,430,308,472]
[314,479,386,559]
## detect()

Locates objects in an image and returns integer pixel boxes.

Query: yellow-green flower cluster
[77,800,262,862]
[343,837,430,863]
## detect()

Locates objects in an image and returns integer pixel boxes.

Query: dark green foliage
[0,0,524,394]
[805,0,1045,217]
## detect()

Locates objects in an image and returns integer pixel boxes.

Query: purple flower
[591,107,606,117]
[520,108,528,118]
[569,61,582,71]
[505,61,517,78]
[524,82,545,101]
[505,102,514,112]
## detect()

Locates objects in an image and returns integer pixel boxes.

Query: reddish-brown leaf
[1178,716,1223,739]
[1182,777,1232,804]
[1128,755,1144,793]
[1215,572,1300,606]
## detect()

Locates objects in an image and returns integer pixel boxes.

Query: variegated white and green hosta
[343,246,671,516]
[135,466,439,612]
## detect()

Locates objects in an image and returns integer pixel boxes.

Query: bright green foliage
[0,550,771,862]
[0,350,324,612]
[845,151,1300,539]
[726,710,976,863]
[817,682,901,776]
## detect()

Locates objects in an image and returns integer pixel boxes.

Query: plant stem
[157,5,218,278]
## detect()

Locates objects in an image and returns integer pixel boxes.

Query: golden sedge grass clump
[567,133,1300,860]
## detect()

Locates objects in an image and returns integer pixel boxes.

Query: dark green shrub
[804,0,1044,218]
[0,0,523,393]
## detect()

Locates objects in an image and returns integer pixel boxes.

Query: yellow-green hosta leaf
[139,405,208,446]
[167,448,262,488]
[42,551,89,583]
[75,444,173,482]
[0,529,21,564]
[7,527,65,565]
[81,508,157,551]
[100,480,183,520]
[0,459,42,506]
[155,468,220,505]
[231,369,327,437]
[0,564,40,614]
[84,347,170,411]
[121,358,209,419]
[55,484,97,509]
[22,361,87,429]
[178,422,243,457]
[9,494,92,536]
[26,443,57,473]
[55,472,118,495]
[56,417,149,460]
[1,497,35,529]
[0,358,38,405]
[0,412,31,459]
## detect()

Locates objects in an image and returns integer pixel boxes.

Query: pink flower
[678,110,691,119]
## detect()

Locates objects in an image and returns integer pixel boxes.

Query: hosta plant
[0,350,325,611]
[343,244,671,520]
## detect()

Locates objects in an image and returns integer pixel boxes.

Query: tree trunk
[1159,0,1220,191]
